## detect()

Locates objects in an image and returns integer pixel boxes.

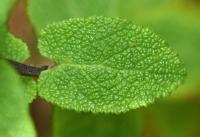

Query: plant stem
[8,59,48,77]
[8,0,53,137]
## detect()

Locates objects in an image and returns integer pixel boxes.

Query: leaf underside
[38,17,186,113]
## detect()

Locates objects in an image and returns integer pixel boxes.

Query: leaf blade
[38,17,186,113]
[0,33,29,62]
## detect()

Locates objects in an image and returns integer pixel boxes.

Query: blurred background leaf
[0,60,36,137]
[0,0,15,47]
[145,101,200,137]
[28,0,118,32]
[0,0,15,23]
[54,108,143,137]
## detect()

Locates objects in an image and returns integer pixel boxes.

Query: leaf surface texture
[38,17,186,113]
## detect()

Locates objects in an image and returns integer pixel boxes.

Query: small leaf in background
[0,33,29,62]
[54,107,143,137]
[37,17,186,113]
[0,60,36,137]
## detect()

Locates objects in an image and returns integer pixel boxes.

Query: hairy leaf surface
[0,33,29,62]
[38,17,186,113]
[21,77,37,103]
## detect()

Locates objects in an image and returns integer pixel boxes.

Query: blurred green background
[8,0,200,137]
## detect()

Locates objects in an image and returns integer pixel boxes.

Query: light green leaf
[38,17,186,113]
[0,60,35,137]
[118,0,200,95]
[0,33,29,62]
[21,77,37,103]
[28,0,117,32]
[0,0,15,48]
[0,0,15,23]
[54,107,143,137]
[10,115,36,137]
[0,23,7,45]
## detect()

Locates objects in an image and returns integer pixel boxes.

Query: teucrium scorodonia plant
[0,0,186,134]
[37,17,186,113]
[1,16,186,114]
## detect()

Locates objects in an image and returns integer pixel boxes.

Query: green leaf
[10,115,36,137]
[0,23,7,45]
[0,0,15,48]
[0,33,29,62]
[38,17,186,113]
[0,0,15,23]
[54,107,143,137]
[0,60,35,137]
[21,77,37,103]
[28,0,117,32]
[118,0,200,95]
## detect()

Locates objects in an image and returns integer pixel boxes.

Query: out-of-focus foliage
[54,107,143,137]
[0,60,36,137]
[28,0,117,32]
[0,0,15,23]
[0,23,7,45]
[146,101,200,137]
[10,115,36,137]
[54,101,200,137]
[0,0,15,48]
